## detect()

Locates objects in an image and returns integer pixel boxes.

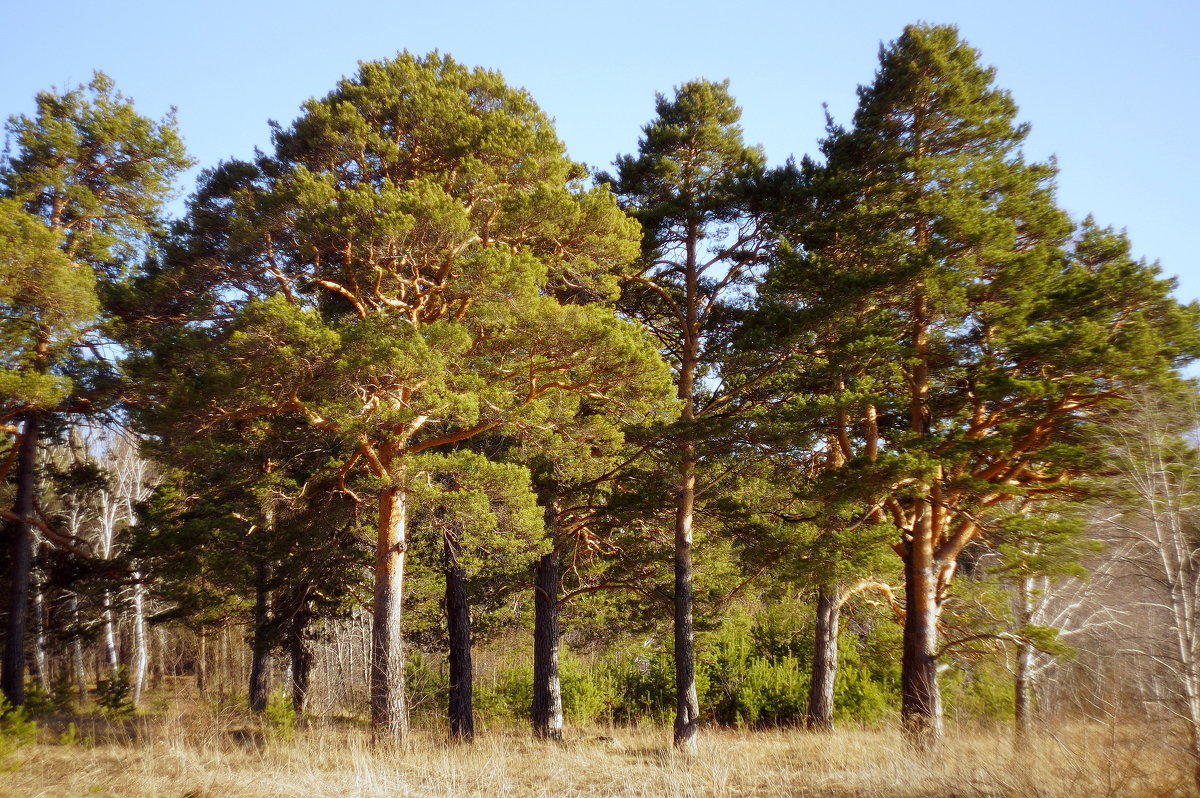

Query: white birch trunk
[130,572,148,706]
[31,572,49,692]
[70,592,87,705]
[101,591,120,680]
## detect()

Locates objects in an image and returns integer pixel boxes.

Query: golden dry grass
[0,703,1192,798]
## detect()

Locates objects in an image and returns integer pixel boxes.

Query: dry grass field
[0,701,1192,798]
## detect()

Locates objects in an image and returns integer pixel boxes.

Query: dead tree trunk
[31,546,49,692]
[101,589,120,681]
[1013,575,1034,749]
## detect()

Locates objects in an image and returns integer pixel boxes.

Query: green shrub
[22,682,52,716]
[263,691,295,741]
[701,603,812,726]
[96,667,134,717]
[942,660,1014,723]
[749,598,813,662]
[834,630,899,723]
[608,648,674,723]
[58,721,84,747]
[0,698,37,770]
[561,654,618,724]
[487,662,533,720]
[411,596,909,730]
[24,672,75,715]
[736,655,808,726]
[404,650,448,721]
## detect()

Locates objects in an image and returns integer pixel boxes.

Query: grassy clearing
[0,701,1192,798]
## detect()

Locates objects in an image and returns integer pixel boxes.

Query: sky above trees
[3,0,1195,302]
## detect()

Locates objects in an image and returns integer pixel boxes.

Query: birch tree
[1103,389,1200,791]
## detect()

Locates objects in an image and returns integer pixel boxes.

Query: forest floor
[0,701,1192,798]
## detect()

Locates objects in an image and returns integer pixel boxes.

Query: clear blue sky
[3,0,1197,302]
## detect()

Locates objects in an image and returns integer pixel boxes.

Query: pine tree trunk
[444,529,474,742]
[130,571,149,707]
[901,500,943,748]
[806,583,840,732]
[900,289,943,748]
[219,623,229,697]
[248,559,272,712]
[371,481,410,742]
[196,626,207,695]
[289,618,314,715]
[2,414,38,706]
[673,440,700,750]
[672,227,702,752]
[532,550,563,740]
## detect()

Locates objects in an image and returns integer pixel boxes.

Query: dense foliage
[1,25,1197,765]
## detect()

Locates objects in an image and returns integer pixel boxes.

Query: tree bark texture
[101,590,120,680]
[153,626,166,689]
[673,442,700,750]
[806,582,840,732]
[532,550,563,740]
[289,620,314,715]
[196,626,207,695]
[70,592,87,705]
[130,571,149,707]
[899,290,944,748]
[248,559,272,712]
[1014,575,1033,749]
[371,482,410,742]
[444,529,474,742]
[2,415,39,706]
[31,553,49,692]
[900,500,943,748]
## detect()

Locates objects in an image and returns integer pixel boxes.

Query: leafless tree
[1101,390,1200,791]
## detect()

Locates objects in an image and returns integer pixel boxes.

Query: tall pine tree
[603,79,784,749]
[142,53,667,742]
[0,75,190,704]
[765,24,1200,747]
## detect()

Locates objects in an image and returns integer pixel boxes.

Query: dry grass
[0,702,1192,798]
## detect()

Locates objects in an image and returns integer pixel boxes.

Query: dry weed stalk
[0,709,1192,798]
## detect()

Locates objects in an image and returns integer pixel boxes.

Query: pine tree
[142,53,668,742]
[0,74,190,705]
[766,24,1200,747]
[603,79,784,750]
[405,449,544,741]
